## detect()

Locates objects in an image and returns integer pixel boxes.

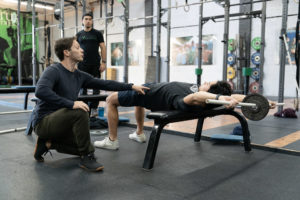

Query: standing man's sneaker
[129,131,147,143]
[94,137,119,150]
[79,153,104,172]
[34,137,50,162]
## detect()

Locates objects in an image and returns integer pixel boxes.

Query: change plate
[227,53,236,65]
[251,52,261,65]
[251,67,260,80]
[227,66,236,79]
[251,37,261,50]
[249,81,259,93]
[228,39,236,51]
[228,80,235,90]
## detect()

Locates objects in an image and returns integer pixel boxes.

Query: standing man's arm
[99,42,106,73]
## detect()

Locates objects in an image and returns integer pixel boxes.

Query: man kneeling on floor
[95,81,277,150]
[32,37,148,172]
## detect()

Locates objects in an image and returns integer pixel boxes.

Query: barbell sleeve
[205,99,257,107]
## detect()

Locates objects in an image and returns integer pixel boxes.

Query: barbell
[206,93,284,121]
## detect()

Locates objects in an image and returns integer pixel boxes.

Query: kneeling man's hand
[132,85,150,95]
[73,101,90,112]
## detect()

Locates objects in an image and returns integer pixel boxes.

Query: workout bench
[143,107,251,170]
[0,86,36,110]
[25,94,108,135]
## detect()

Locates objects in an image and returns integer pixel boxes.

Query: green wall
[0,8,39,85]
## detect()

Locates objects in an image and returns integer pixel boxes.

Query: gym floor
[1,93,300,199]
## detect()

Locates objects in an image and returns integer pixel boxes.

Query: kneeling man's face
[69,40,84,62]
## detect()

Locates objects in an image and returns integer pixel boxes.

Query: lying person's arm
[183,91,239,108]
[184,92,277,109]
[231,94,245,102]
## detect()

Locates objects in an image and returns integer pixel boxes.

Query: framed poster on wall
[171,35,213,66]
[111,40,141,66]
[111,42,123,66]
[286,28,296,65]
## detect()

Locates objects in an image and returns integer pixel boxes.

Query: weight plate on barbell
[241,93,269,121]
[251,37,261,50]
[227,66,236,79]
[228,39,236,51]
[251,67,260,80]
[227,53,236,65]
[249,81,259,93]
[251,52,261,65]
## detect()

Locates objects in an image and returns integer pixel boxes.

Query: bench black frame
[143,108,251,170]
[0,86,36,110]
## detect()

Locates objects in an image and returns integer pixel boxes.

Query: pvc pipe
[0,110,33,115]
[0,127,27,135]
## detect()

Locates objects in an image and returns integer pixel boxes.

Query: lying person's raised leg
[94,92,120,150]
[94,89,147,149]
[129,106,147,143]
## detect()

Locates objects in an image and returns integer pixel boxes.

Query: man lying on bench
[94,81,276,150]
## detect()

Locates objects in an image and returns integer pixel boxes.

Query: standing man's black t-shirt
[76,29,104,67]
[76,28,105,110]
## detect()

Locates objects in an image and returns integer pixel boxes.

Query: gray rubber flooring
[1,94,300,199]
[1,126,300,200]
[202,115,300,146]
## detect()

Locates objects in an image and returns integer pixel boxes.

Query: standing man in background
[76,12,107,117]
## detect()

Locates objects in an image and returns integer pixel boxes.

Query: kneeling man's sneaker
[34,137,49,162]
[94,137,119,150]
[129,132,147,143]
[79,153,104,172]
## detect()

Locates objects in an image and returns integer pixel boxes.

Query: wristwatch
[215,94,221,100]
[102,60,106,64]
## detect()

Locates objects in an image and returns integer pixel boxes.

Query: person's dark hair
[82,12,93,20]
[54,37,76,61]
[208,81,232,96]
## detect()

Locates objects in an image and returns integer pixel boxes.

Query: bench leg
[240,120,251,152]
[143,122,166,170]
[194,118,205,142]
[231,112,251,151]
[24,92,29,110]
